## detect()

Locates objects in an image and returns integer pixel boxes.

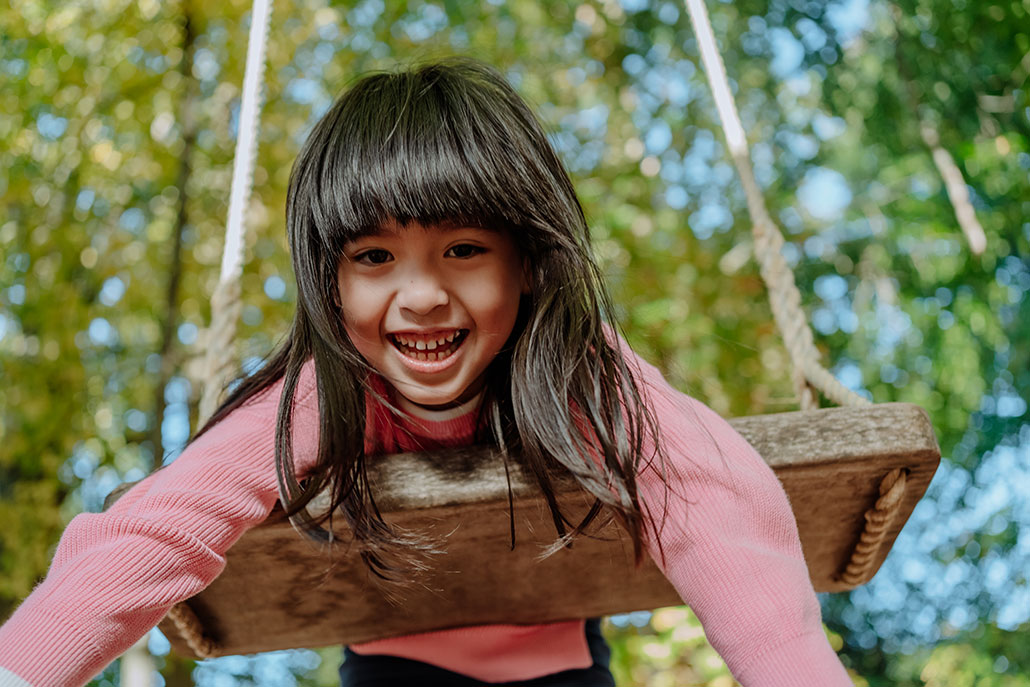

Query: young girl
[0,58,851,687]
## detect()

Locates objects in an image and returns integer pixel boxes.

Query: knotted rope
[166,601,220,659]
[683,0,869,412]
[165,0,274,658]
[683,0,901,585]
[838,468,908,586]
[197,279,244,424]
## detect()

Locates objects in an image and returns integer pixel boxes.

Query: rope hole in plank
[837,468,909,587]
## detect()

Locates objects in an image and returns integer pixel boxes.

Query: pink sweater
[0,340,851,686]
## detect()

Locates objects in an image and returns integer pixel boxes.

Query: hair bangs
[309,63,554,251]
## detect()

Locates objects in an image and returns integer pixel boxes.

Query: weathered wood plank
[140,402,939,657]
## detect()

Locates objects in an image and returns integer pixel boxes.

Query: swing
[109,0,940,660]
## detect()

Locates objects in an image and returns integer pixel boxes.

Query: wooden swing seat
[112,402,938,658]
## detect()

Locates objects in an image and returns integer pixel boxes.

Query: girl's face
[337,220,529,413]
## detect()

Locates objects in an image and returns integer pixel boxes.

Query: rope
[198,278,244,423]
[166,0,275,658]
[166,602,220,658]
[682,0,870,410]
[838,468,908,587]
[219,0,275,289]
[682,0,906,586]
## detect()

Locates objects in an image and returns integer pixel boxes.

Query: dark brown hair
[189,57,666,580]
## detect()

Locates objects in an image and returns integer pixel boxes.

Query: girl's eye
[355,249,392,265]
[446,244,485,259]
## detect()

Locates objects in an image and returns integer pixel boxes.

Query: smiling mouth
[388,329,469,362]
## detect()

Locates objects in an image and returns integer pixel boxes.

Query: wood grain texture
[135,402,939,657]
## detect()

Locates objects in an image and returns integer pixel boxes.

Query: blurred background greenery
[1,0,1027,684]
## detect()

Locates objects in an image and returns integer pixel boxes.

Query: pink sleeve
[0,364,320,687]
[617,336,852,686]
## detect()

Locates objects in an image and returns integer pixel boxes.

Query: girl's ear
[520,258,533,295]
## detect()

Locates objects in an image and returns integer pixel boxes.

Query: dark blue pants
[339,619,616,686]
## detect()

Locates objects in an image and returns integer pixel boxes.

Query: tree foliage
[1,0,1027,684]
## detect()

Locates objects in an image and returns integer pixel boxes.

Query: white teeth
[393,331,462,347]
[391,330,465,362]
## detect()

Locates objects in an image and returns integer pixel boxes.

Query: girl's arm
[0,366,319,687]
[620,339,853,687]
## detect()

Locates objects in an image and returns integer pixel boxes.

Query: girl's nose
[396,272,449,315]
